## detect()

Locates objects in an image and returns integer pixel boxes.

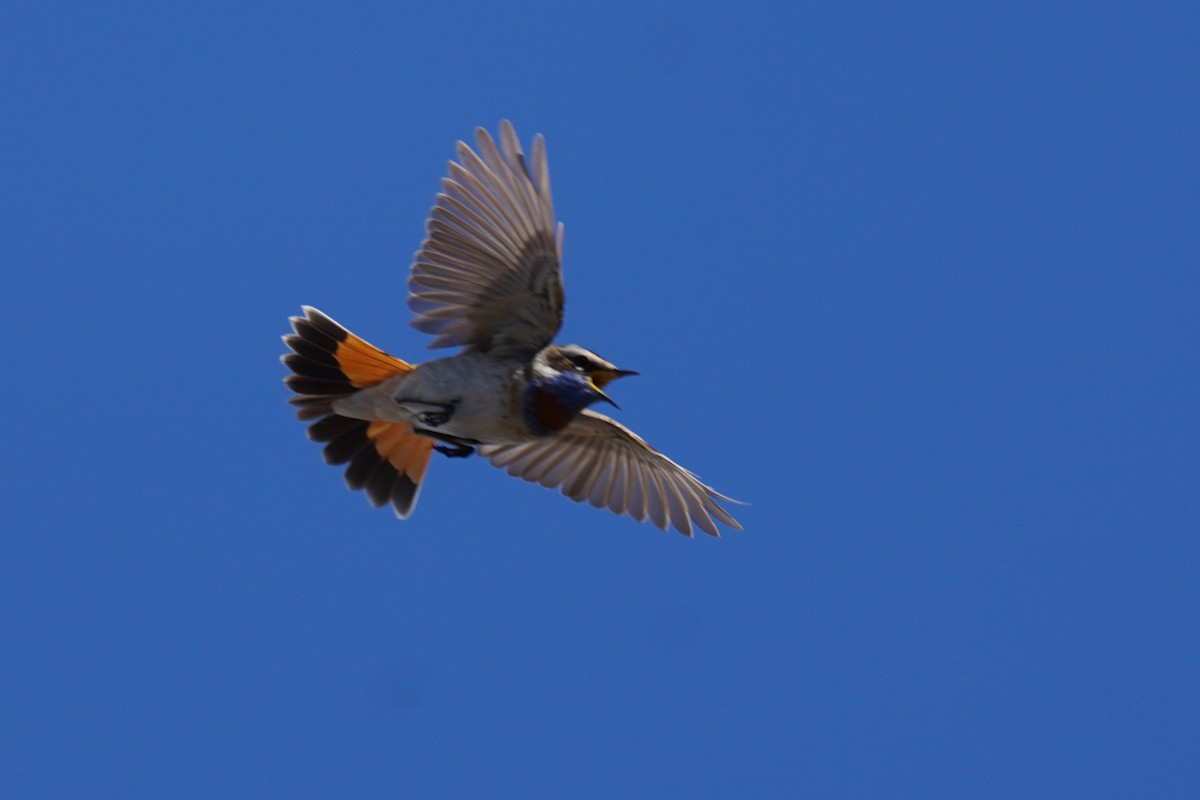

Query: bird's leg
[394,396,461,428]
[433,443,475,459]
[399,397,478,457]
[412,426,480,458]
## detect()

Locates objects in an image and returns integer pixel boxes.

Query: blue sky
[3,1,1197,797]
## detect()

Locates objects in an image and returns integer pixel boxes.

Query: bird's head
[550,344,638,409]
[525,345,638,435]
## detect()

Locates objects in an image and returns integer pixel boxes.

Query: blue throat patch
[525,372,600,436]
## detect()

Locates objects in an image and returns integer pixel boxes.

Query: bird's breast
[524,385,576,436]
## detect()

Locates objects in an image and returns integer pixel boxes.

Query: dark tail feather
[281,307,433,518]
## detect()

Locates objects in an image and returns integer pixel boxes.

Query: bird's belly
[394,355,526,444]
[435,387,520,443]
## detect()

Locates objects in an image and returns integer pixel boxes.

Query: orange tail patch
[305,415,433,518]
[282,306,434,518]
[282,306,414,400]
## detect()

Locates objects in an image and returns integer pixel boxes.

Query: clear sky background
[3,2,1197,797]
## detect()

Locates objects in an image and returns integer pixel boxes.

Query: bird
[281,121,742,537]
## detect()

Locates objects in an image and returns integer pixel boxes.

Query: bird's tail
[282,306,434,518]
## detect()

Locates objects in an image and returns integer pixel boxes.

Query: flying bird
[282,121,741,536]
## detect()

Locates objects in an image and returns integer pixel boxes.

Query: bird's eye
[570,354,592,370]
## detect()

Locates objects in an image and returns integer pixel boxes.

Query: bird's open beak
[591,369,638,389]
[590,369,637,409]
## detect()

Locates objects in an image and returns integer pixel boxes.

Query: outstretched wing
[408,120,564,358]
[478,411,743,537]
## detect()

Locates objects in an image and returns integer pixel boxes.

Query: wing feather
[479,411,741,537]
[408,121,563,356]
[455,144,529,233]
[563,446,600,499]
[434,192,525,255]
[662,470,700,537]
[610,452,633,518]
[526,442,575,484]
[443,164,533,250]
[587,458,616,509]
[624,453,648,523]
[644,468,670,532]
[476,130,536,232]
